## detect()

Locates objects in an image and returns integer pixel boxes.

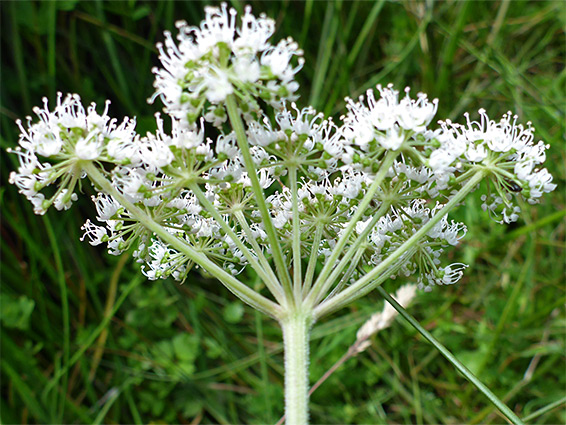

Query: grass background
[1,0,565,423]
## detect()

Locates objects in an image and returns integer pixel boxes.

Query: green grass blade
[299,0,314,48]
[255,309,273,423]
[93,0,133,110]
[41,275,143,401]
[521,396,566,423]
[376,286,526,425]
[93,387,121,425]
[504,209,566,240]
[347,0,385,68]
[43,215,70,423]
[2,361,49,423]
[436,0,472,99]
[309,1,341,108]
[8,2,31,112]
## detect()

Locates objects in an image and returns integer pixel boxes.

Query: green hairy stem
[281,311,313,425]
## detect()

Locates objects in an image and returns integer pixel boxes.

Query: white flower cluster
[366,201,468,291]
[343,84,438,152]
[151,3,303,129]
[8,93,136,214]
[9,4,556,297]
[428,109,556,223]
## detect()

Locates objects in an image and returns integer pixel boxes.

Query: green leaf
[172,333,199,362]
[0,293,35,330]
[223,301,244,324]
[204,337,223,359]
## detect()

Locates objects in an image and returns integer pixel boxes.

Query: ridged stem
[281,311,312,425]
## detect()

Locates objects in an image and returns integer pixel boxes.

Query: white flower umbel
[430,109,556,223]
[8,93,137,214]
[151,3,304,128]
[9,5,556,424]
[343,84,438,152]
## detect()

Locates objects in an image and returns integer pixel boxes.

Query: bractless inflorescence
[9,3,555,305]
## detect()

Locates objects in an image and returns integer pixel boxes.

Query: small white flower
[464,142,487,162]
[441,263,468,285]
[195,141,214,162]
[216,133,239,158]
[261,38,304,82]
[377,125,405,151]
[81,220,108,246]
[202,69,234,103]
[75,133,102,160]
[54,189,78,211]
[93,193,121,221]
[233,56,260,83]
[397,88,438,131]
[234,6,274,53]
[527,168,556,199]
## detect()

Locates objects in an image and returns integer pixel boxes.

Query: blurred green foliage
[1,1,564,423]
